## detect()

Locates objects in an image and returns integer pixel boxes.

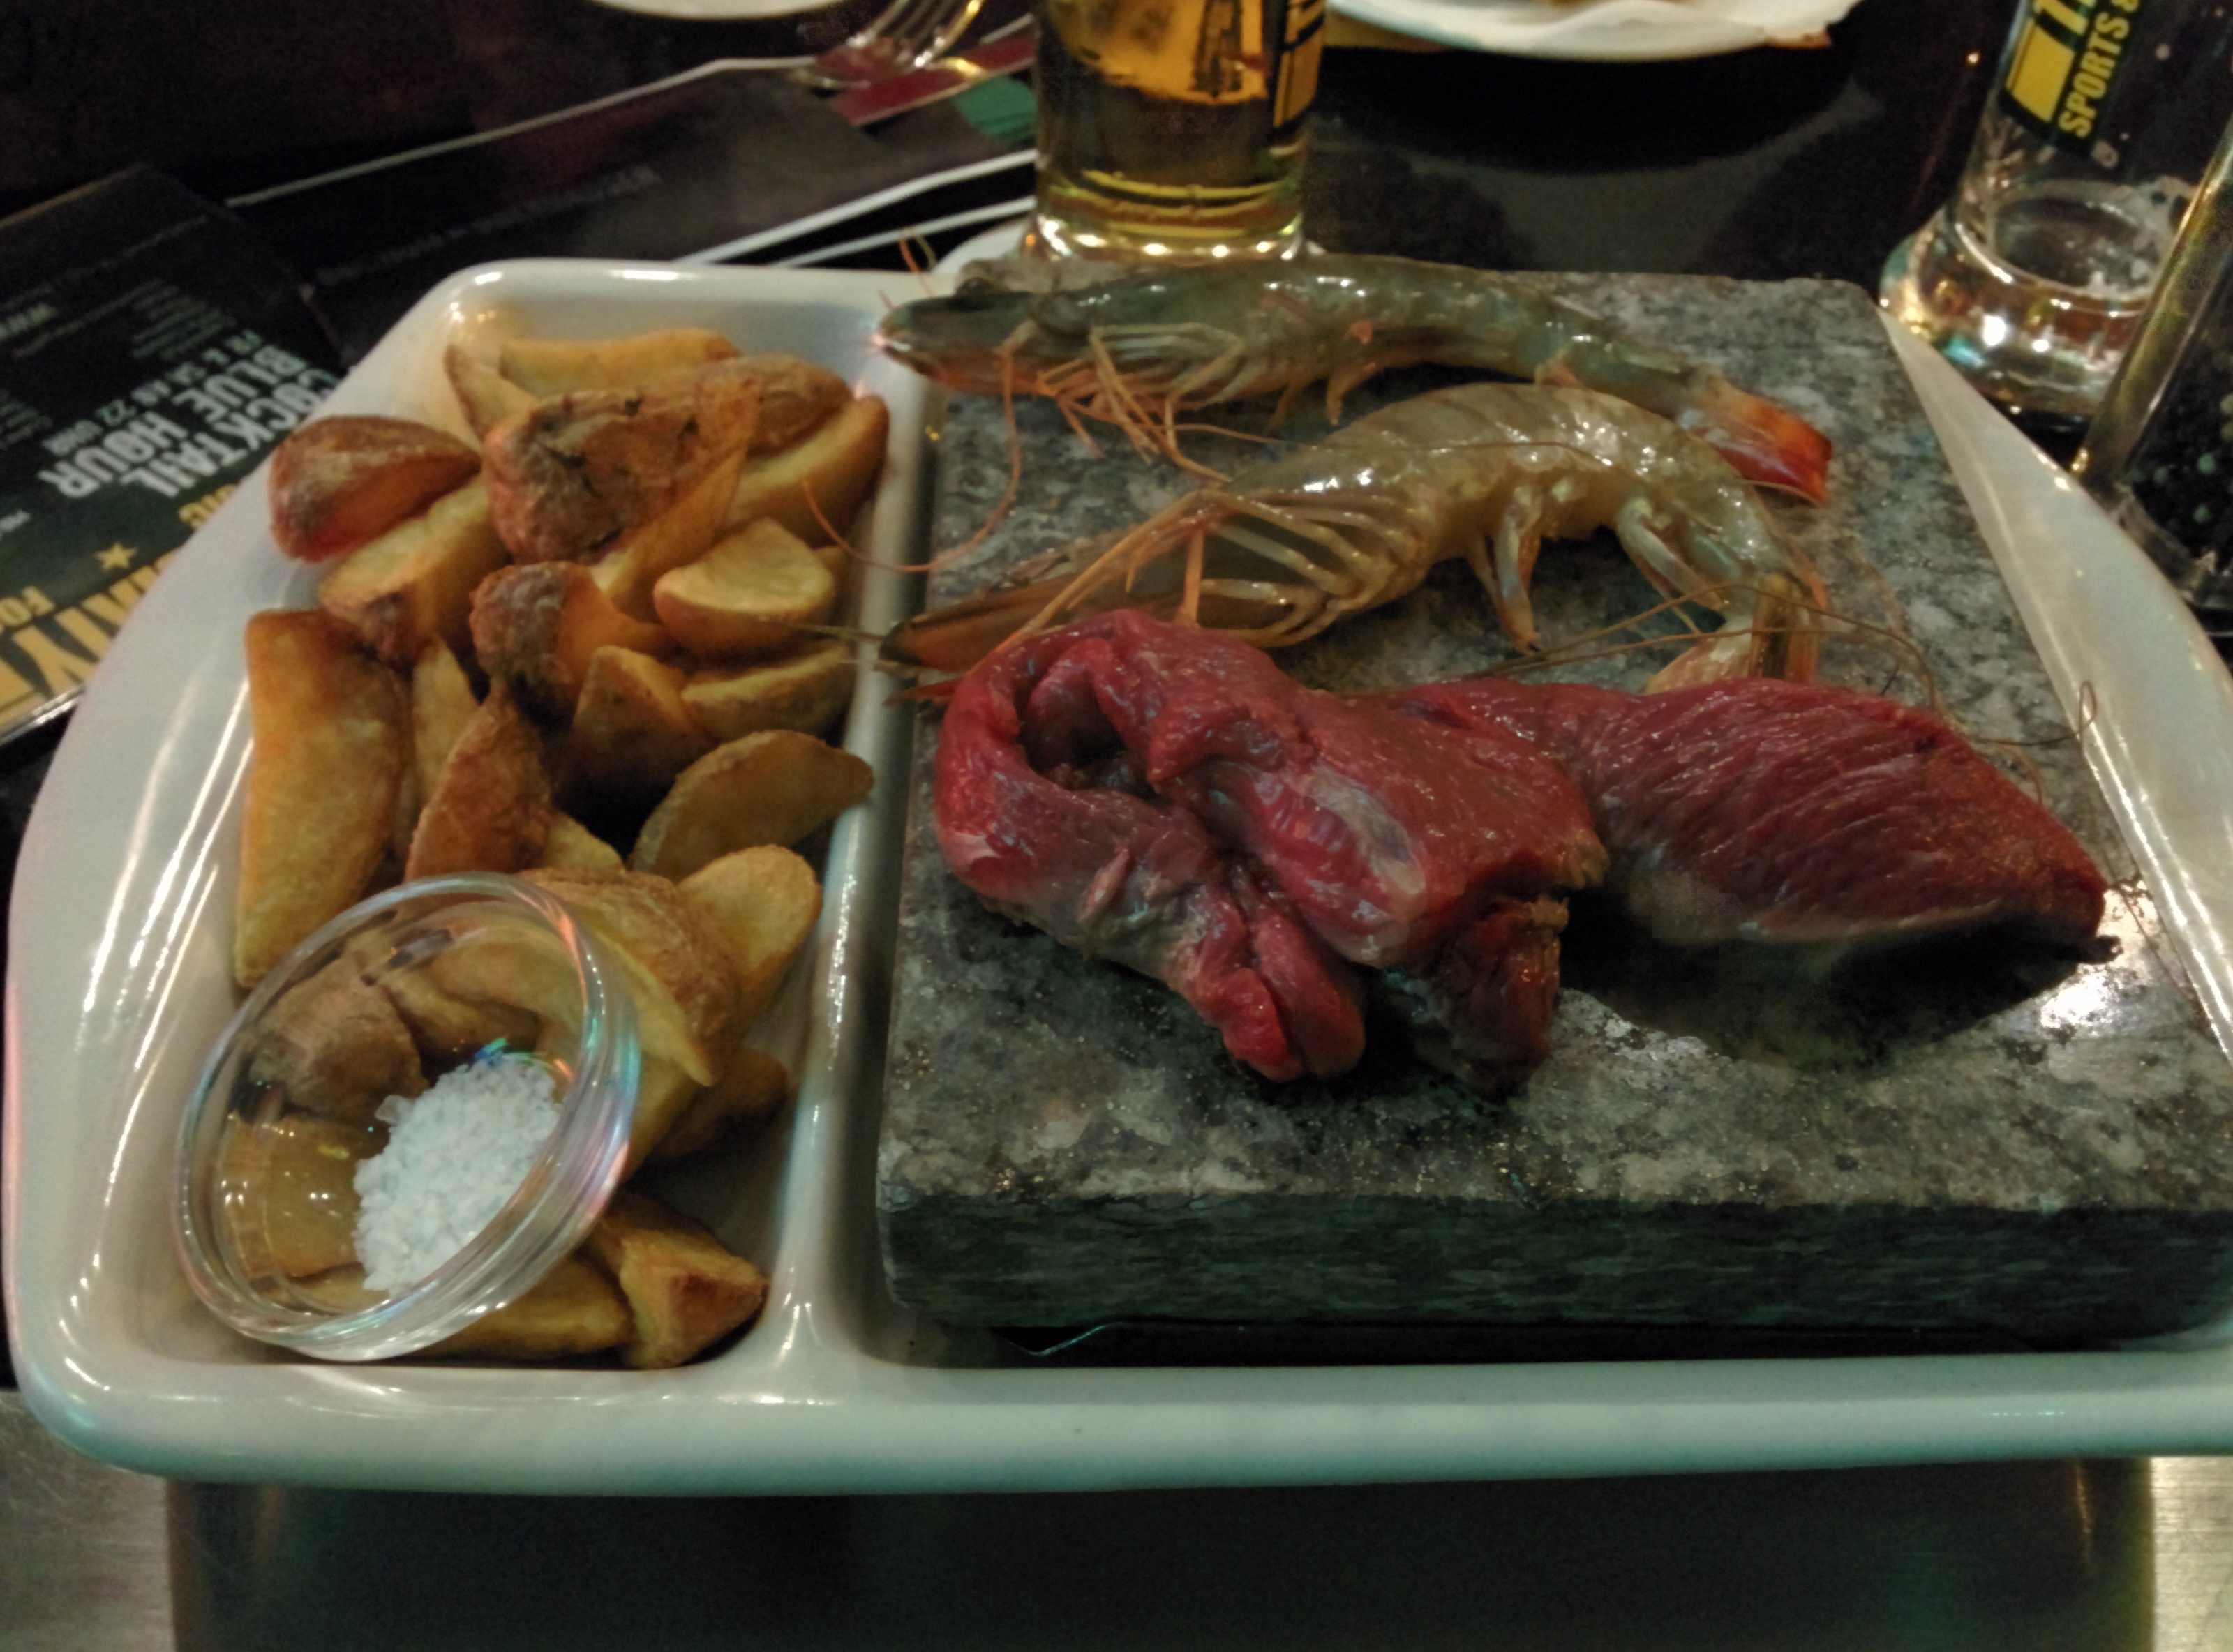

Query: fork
[800,0,993,88]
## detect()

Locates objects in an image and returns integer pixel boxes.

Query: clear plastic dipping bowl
[173,874,641,1362]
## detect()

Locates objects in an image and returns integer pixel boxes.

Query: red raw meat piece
[1394,675,2109,952]
[936,623,1366,1081]
[1066,613,1606,968]
[936,613,2109,1093]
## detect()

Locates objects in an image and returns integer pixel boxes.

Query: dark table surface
[12,2,2231,1646]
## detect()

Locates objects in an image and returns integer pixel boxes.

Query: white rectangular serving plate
[10,260,2233,1496]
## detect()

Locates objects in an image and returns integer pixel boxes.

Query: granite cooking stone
[874,273,2233,1349]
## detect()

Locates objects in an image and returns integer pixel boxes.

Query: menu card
[0,167,341,749]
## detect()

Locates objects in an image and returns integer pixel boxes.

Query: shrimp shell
[881,382,1827,694]
[876,255,1833,502]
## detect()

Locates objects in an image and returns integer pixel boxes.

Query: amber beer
[1025,0,1324,262]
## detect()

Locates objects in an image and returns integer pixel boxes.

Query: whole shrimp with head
[876,254,1834,502]
[883,381,1828,693]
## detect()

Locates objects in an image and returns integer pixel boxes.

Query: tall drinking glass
[1024,0,1324,262]
[1880,0,2233,424]
[2074,114,2233,638]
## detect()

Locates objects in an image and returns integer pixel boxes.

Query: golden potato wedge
[676,844,823,1026]
[247,949,428,1122]
[471,563,672,721]
[289,1266,381,1315]
[629,731,872,881]
[424,1254,632,1360]
[319,476,511,667]
[652,520,836,659]
[585,448,749,620]
[236,611,410,986]
[584,1189,768,1369]
[411,640,479,806]
[625,1053,704,1173]
[560,646,714,800]
[424,930,583,1047]
[481,369,759,566]
[520,867,741,1074]
[404,685,553,880]
[728,393,888,544]
[538,812,623,873]
[446,338,537,437]
[382,966,544,1068]
[645,1044,788,1166]
[682,640,854,742]
[731,354,851,453]
[268,416,480,563]
[495,330,738,398]
[218,1111,384,1279]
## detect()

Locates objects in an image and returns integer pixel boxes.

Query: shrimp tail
[879,576,1081,675]
[1645,568,1825,693]
[1675,382,1832,504]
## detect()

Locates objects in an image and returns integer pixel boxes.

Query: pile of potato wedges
[225,325,892,1369]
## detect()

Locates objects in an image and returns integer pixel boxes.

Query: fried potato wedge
[682,640,853,742]
[630,731,872,881]
[472,563,672,721]
[446,338,538,437]
[404,685,553,880]
[652,520,836,659]
[319,476,511,667]
[625,1053,703,1174]
[411,640,479,805]
[288,1266,382,1315]
[236,611,410,986]
[425,1254,633,1361]
[646,1044,788,1166]
[269,416,480,564]
[731,354,851,453]
[586,448,749,620]
[728,393,888,544]
[585,1189,768,1369]
[521,867,741,1076]
[424,931,583,1047]
[539,812,624,873]
[496,330,740,398]
[482,369,759,566]
[382,966,544,1067]
[561,645,714,799]
[676,844,823,1026]
[218,1111,384,1279]
[247,949,428,1122]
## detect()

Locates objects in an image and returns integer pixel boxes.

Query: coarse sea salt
[352,1053,562,1293]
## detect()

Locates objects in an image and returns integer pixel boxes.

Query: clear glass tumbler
[2074,114,2233,639]
[1881,0,2233,425]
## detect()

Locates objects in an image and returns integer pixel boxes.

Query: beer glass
[1024,0,1325,262]
[1881,0,2233,424]
[2075,113,2233,638]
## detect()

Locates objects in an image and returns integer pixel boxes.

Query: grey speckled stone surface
[876,273,2233,1346]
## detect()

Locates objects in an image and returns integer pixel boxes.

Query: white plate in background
[10,259,2233,1495]
[1329,0,1860,61]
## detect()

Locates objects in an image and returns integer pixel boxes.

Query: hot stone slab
[875,273,2233,1349]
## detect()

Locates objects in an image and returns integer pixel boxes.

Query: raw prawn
[882,382,1828,694]
[876,254,1833,501]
